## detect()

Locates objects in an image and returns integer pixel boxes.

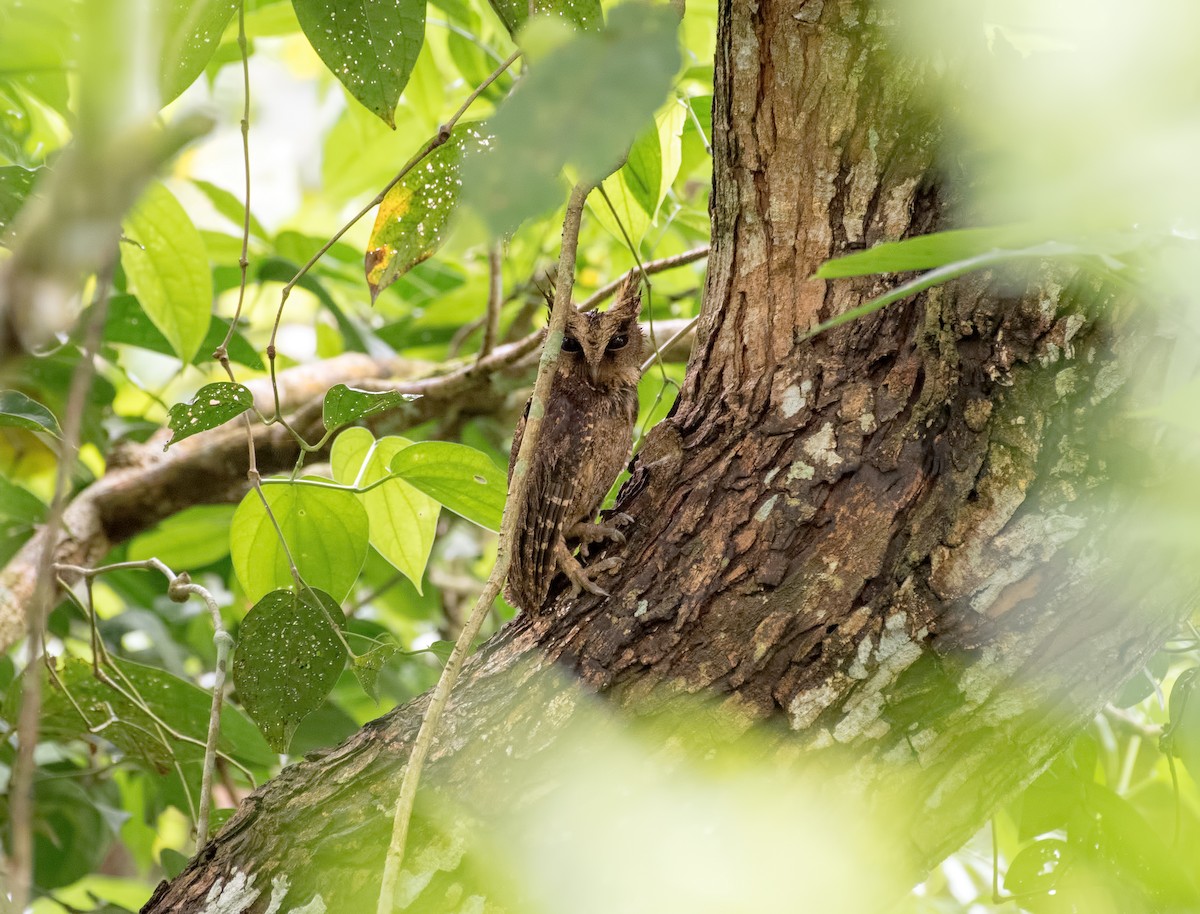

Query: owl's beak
[588,362,601,385]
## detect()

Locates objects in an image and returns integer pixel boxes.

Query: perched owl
[505,278,646,612]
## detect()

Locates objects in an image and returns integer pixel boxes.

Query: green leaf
[0,389,61,437]
[156,0,242,103]
[0,165,39,240]
[36,656,276,771]
[591,171,650,246]
[1005,839,1068,896]
[232,589,347,752]
[120,181,213,363]
[292,0,426,127]
[330,427,438,590]
[0,476,44,565]
[365,125,489,299]
[31,777,114,891]
[488,0,601,36]
[127,504,237,569]
[815,226,1044,279]
[1165,667,1200,783]
[322,383,419,431]
[230,481,369,602]
[390,441,507,531]
[190,177,269,240]
[464,2,681,234]
[351,642,402,701]
[103,294,263,370]
[165,382,254,448]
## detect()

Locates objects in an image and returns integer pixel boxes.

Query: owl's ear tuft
[608,275,643,322]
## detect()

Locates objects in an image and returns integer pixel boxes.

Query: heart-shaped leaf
[330,428,439,590]
[390,441,507,531]
[230,481,369,602]
[232,589,347,752]
[165,382,254,449]
[351,643,402,702]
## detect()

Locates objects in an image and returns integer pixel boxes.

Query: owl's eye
[562,336,583,353]
[606,334,628,351]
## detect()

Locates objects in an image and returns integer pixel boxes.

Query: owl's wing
[507,397,586,611]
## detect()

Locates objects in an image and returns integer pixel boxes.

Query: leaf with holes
[390,441,507,531]
[322,384,419,431]
[464,3,681,235]
[488,0,601,36]
[156,0,241,103]
[232,589,347,752]
[365,125,489,300]
[330,427,439,590]
[0,390,61,437]
[293,0,426,127]
[165,382,253,448]
[230,481,369,602]
[0,165,40,240]
[120,181,213,363]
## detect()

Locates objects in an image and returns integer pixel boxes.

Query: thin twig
[213,0,253,371]
[266,49,523,425]
[8,270,113,911]
[577,245,709,312]
[376,182,594,913]
[479,243,504,360]
[641,314,699,375]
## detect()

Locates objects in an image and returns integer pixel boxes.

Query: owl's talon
[555,542,617,599]
[567,520,627,558]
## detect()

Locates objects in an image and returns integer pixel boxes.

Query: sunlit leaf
[816,225,1046,278]
[1005,839,1068,895]
[330,427,438,590]
[127,504,237,569]
[293,0,426,127]
[36,656,276,771]
[365,124,489,300]
[488,0,601,36]
[156,0,241,103]
[351,642,402,701]
[230,481,369,602]
[390,440,507,531]
[1166,667,1200,784]
[165,382,254,448]
[0,389,61,437]
[120,181,213,364]
[464,2,681,234]
[232,588,347,752]
[322,383,419,431]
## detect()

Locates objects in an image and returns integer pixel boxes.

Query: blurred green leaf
[0,164,40,240]
[365,124,489,300]
[36,656,276,770]
[1005,838,1068,896]
[464,2,681,234]
[165,382,254,448]
[127,504,237,569]
[120,181,213,364]
[190,177,268,240]
[156,0,241,103]
[31,776,114,891]
[322,383,419,431]
[103,294,263,370]
[390,440,507,531]
[293,0,426,127]
[1165,666,1200,783]
[232,588,347,751]
[0,388,61,436]
[330,427,439,590]
[230,480,369,602]
[0,476,44,565]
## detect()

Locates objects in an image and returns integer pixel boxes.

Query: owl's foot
[555,542,620,598]
[568,519,627,558]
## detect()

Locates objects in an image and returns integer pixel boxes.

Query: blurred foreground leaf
[0,389,61,436]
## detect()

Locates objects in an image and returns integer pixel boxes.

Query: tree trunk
[143,0,1187,911]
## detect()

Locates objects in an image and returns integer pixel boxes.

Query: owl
[505,277,646,612]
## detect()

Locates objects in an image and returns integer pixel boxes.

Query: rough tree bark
[143,0,1187,911]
